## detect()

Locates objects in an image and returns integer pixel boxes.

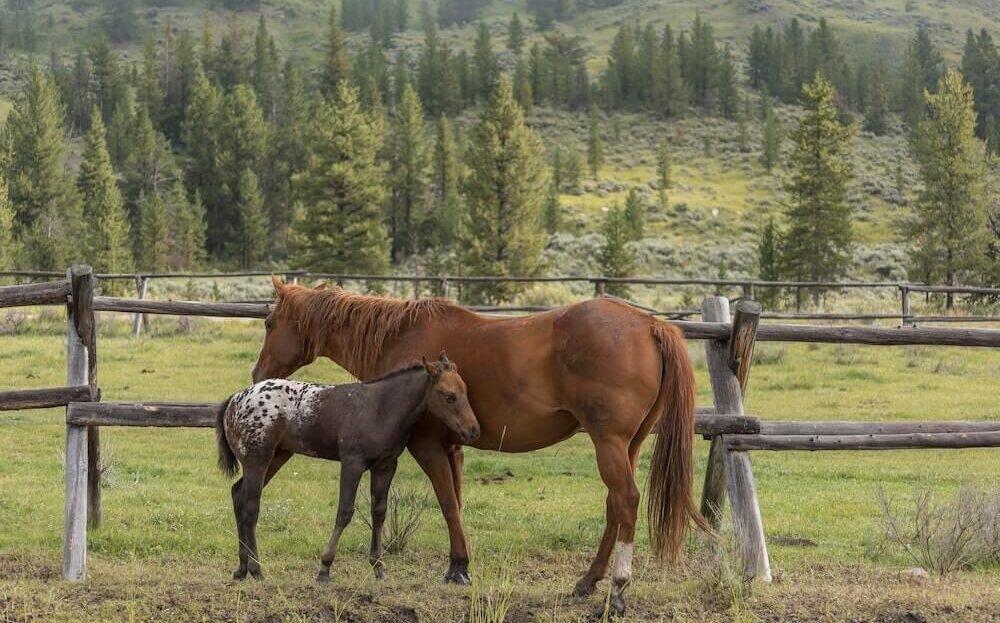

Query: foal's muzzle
[462,425,481,443]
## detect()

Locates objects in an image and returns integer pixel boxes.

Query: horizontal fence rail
[0,386,98,411]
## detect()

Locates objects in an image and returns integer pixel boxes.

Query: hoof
[444,558,471,585]
[372,562,386,580]
[316,570,331,583]
[233,567,248,580]
[592,594,626,620]
[249,569,264,581]
[572,576,598,597]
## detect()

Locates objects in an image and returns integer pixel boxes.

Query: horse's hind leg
[239,459,270,580]
[317,461,364,582]
[368,457,398,579]
[583,436,640,618]
[231,476,249,580]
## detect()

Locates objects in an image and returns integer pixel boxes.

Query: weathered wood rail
[2,267,999,584]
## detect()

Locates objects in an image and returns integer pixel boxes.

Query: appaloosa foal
[215,352,479,582]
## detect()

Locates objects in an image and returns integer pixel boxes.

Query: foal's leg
[317,461,365,582]
[231,476,249,580]
[368,457,398,579]
[239,459,271,580]
[410,436,471,584]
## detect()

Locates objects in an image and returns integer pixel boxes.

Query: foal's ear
[271,275,285,293]
[314,281,329,291]
[422,356,441,379]
[438,350,451,366]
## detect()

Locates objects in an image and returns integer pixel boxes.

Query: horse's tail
[215,395,239,478]
[647,321,712,561]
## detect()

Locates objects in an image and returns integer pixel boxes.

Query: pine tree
[461,78,548,303]
[78,109,132,274]
[761,96,782,173]
[473,22,497,101]
[909,70,991,308]
[543,183,561,234]
[507,12,526,56]
[89,35,124,123]
[137,38,164,128]
[757,216,782,309]
[5,65,82,269]
[600,205,635,298]
[321,4,351,96]
[182,66,220,199]
[716,44,738,119]
[168,181,206,270]
[587,108,603,179]
[252,15,280,122]
[513,56,533,115]
[138,190,169,271]
[623,187,645,241]
[388,84,431,261]
[270,61,308,254]
[429,114,461,248]
[290,84,389,273]
[233,168,268,268]
[0,175,16,269]
[106,88,135,168]
[864,62,890,136]
[782,75,855,304]
[656,140,671,210]
[125,106,178,243]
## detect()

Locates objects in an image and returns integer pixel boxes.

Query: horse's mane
[276,285,455,380]
[362,361,425,384]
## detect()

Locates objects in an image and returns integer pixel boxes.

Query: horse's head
[423,351,480,443]
[252,276,317,382]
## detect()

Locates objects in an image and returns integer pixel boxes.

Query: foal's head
[423,352,480,443]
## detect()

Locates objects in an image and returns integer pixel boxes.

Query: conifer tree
[757,216,782,308]
[513,56,533,115]
[0,174,15,269]
[270,61,308,254]
[600,205,635,297]
[252,15,280,122]
[429,114,461,248]
[137,38,164,128]
[183,67,220,202]
[543,183,561,234]
[717,44,738,118]
[233,168,268,267]
[169,181,206,270]
[473,22,497,101]
[656,140,671,210]
[106,89,135,167]
[5,65,82,269]
[388,84,431,261]
[864,62,890,136]
[138,190,169,272]
[782,75,855,303]
[761,97,782,173]
[461,78,548,303]
[909,70,991,308]
[321,4,351,96]
[78,109,132,274]
[290,84,389,273]
[125,106,177,242]
[587,108,603,178]
[623,187,645,241]
[507,12,526,56]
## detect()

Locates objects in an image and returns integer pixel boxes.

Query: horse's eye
[446,394,457,403]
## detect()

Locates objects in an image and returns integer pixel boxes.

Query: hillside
[0,0,996,289]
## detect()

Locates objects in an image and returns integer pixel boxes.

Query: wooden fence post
[440,278,450,299]
[64,265,95,581]
[699,296,771,582]
[742,282,754,300]
[132,276,148,337]
[900,286,912,327]
[593,279,606,297]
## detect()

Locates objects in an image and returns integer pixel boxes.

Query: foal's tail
[647,321,712,561]
[215,395,239,478]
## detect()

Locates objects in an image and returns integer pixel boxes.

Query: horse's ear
[422,356,441,379]
[438,350,450,365]
[271,275,285,293]
[314,281,329,291]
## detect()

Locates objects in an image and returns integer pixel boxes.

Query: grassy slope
[0,318,998,620]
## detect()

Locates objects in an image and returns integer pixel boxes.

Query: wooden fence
[1,266,999,583]
[4,270,1000,337]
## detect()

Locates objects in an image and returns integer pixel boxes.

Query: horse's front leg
[317,461,364,582]
[368,457,398,579]
[409,435,471,584]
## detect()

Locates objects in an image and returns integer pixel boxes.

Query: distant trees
[78,110,132,275]
[908,70,992,307]
[460,78,548,303]
[961,28,1000,152]
[289,83,389,274]
[387,84,431,262]
[781,75,856,303]
[587,109,603,178]
[600,205,635,297]
[761,93,782,173]
[656,141,672,210]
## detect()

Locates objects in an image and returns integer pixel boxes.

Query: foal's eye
[446,394,457,403]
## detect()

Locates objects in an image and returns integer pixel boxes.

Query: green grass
[0,318,998,620]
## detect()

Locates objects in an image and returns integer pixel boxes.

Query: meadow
[1,314,999,621]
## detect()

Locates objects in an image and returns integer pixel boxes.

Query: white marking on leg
[612,541,633,582]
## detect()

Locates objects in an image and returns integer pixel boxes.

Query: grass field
[1,316,999,621]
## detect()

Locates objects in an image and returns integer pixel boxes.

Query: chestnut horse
[252,278,707,616]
